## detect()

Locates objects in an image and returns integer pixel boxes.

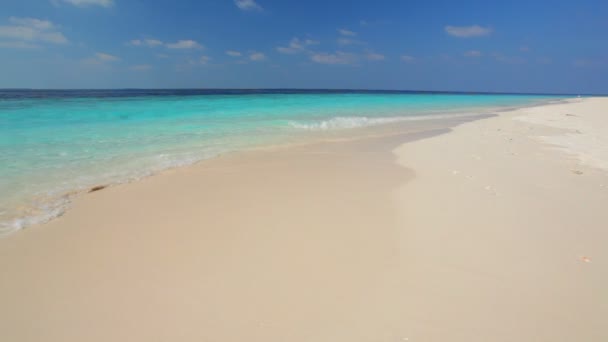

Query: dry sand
[393,97,608,341]
[1,98,607,341]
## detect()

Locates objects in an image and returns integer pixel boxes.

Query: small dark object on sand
[572,170,584,175]
[89,185,107,193]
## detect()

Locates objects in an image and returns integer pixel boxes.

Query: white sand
[393,97,608,340]
[0,97,607,341]
[514,98,608,170]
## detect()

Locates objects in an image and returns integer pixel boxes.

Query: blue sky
[0,0,607,93]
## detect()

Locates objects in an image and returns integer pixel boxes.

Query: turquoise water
[0,90,564,233]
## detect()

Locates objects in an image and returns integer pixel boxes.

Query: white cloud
[337,38,364,46]
[130,64,152,71]
[310,51,357,65]
[177,56,213,70]
[165,40,203,49]
[249,51,266,61]
[0,17,68,46]
[146,39,163,47]
[492,52,525,64]
[9,17,54,30]
[200,55,211,64]
[400,55,415,63]
[338,28,356,36]
[39,32,68,44]
[464,50,482,57]
[156,53,168,59]
[358,19,390,27]
[234,0,262,11]
[572,59,607,68]
[276,37,319,54]
[366,52,385,61]
[226,50,242,57]
[96,52,119,61]
[276,46,295,54]
[83,52,119,65]
[128,38,163,47]
[57,0,114,7]
[439,54,452,62]
[445,25,492,38]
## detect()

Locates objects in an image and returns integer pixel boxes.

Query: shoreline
[1,97,607,341]
[1,96,566,235]
[0,112,487,236]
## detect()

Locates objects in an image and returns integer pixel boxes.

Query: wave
[0,149,224,236]
[0,196,70,236]
[288,113,477,131]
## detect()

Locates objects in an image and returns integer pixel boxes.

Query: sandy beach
[1,98,607,341]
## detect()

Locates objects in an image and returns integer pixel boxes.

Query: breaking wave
[288,113,472,131]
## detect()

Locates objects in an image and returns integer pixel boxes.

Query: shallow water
[0,89,565,233]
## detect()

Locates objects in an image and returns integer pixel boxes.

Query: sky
[0,0,607,93]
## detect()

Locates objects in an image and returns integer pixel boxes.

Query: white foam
[0,196,70,236]
[288,113,476,131]
[0,149,227,236]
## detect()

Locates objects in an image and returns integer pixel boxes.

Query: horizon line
[0,87,603,96]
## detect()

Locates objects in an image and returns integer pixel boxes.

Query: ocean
[0,89,565,234]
